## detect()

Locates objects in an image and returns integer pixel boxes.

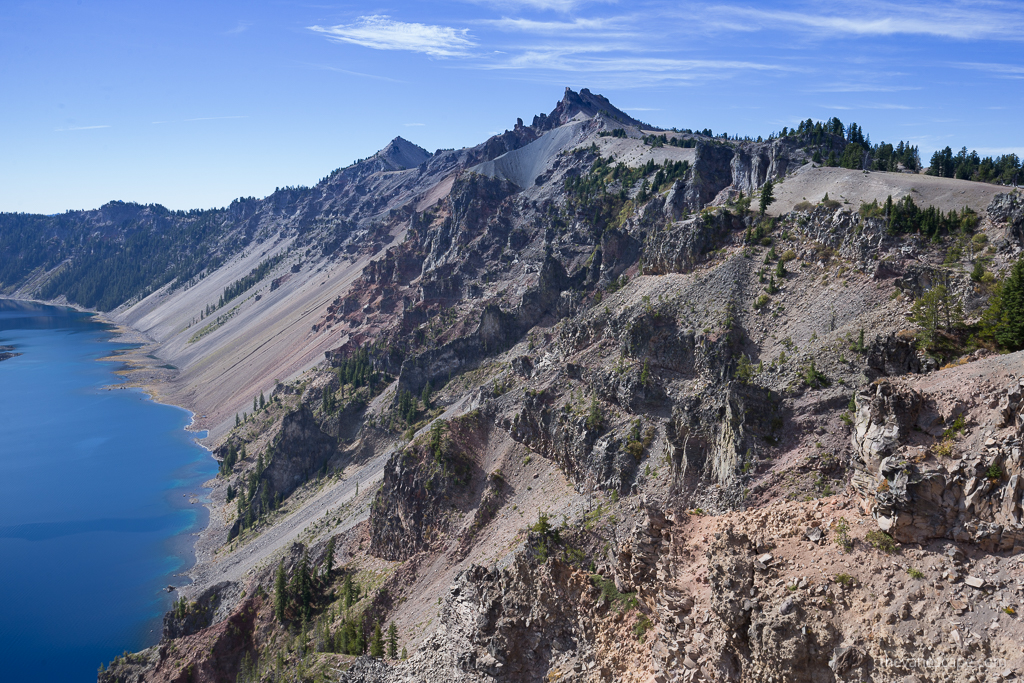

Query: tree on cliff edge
[982,256,1024,351]
[274,560,286,621]
[759,180,775,216]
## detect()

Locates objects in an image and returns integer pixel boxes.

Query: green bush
[865,529,899,554]
[834,573,854,587]
[590,574,639,612]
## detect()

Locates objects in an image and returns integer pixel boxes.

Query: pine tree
[274,560,287,621]
[253,396,258,412]
[387,622,398,658]
[323,537,335,579]
[343,573,354,610]
[421,381,432,410]
[259,391,265,409]
[298,548,311,614]
[370,621,384,658]
[758,180,775,216]
[911,284,963,349]
[987,257,1024,351]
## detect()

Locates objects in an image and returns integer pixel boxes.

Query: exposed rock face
[396,256,575,398]
[866,332,932,377]
[852,361,1024,550]
[678,143,736,213]
[266,406,337,499]
[385,559,597,683]
[988,192,1024,245]
[728,141,794,197]
[226,405,338,538]
[670,382,780,489]
[369,419,477,561]
[162,582,231,641]
[644,211,740,275]
[662,140,798,218]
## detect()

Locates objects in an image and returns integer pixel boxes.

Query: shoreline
[1,295,223,609]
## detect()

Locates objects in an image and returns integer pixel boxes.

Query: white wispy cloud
[226,21,251,35]
[820,103,914,110]
[703,1,1024,40]
[55,124,110,131]
[955,61,1024,78]
[493,49,794,74]
[299,62,407,83]
[808,83,922,92]
[404,123,426,126]
[309,16,476,57]
[480,16,630,34]
[465,0,609,11]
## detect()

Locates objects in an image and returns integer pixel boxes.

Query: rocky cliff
[79,90,1024,683]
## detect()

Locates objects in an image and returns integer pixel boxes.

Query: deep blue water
[0,300,217,682]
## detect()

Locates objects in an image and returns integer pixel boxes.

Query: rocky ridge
[67,89,1024,683]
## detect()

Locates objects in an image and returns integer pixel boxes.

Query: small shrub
[633,615,652,641]
[941,414,966,441]
[866,529,899,554]
[832,517,853,552]
[834,573,854,587]
[802,359,830,388]
[590,574,638,612]
[986,464,1003,480]
[907,567,925,580]
[585,398,604,433]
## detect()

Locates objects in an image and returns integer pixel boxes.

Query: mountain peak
[532,87,653,132]
[374,136,432,171]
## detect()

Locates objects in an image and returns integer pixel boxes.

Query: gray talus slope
[470,121,591,189]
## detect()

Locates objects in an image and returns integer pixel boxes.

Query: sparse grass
[907,567,925,580]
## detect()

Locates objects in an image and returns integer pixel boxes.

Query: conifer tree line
[771,116,1021,184]
[859,195,979,241]
[926,146,1021,185]
[270,539,403,659]
[227,448,279,540]
[217,253,285,310]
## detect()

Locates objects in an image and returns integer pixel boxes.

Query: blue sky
[1,0,1022,214]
